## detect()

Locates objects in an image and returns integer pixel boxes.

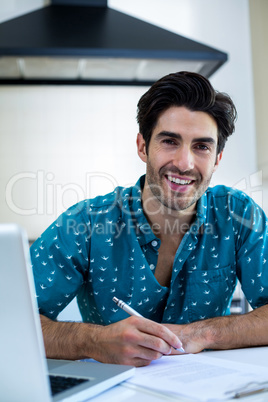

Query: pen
[233,387,268,399]
[112,296,185,353]
[225,381,268,399]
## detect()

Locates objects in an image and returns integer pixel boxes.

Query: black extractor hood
[0,0,228,85]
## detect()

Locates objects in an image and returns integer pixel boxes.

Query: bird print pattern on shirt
[30,177,268,325]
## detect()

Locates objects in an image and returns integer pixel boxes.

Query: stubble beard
[145,160,213,213]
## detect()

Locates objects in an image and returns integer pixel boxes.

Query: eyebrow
[155,131,217,146]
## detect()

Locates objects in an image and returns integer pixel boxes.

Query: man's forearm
[40,314,99,360]
[164,304,268,353]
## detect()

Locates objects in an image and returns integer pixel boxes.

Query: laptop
[0,224,135,402]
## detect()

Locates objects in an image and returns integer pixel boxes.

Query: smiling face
[137,106,222,214]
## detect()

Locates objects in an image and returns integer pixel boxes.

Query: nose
[173,145,194,172]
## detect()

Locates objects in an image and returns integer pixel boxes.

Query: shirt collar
[181,190,208,239]
[119,175,158,247]
[195,189,208,225]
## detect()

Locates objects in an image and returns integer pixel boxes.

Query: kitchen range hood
[0,0,228,85]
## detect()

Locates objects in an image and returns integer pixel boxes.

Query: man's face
[137,106,222,214]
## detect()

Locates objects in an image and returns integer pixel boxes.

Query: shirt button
[150,264,155,271]
[151,240,158,247]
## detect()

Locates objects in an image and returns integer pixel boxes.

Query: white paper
[127,353,268,401]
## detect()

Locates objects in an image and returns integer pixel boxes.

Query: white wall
[0,0,48,23]
[0,0,257,241]
[249,0,268,179]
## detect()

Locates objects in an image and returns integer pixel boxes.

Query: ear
[213,151,223,173]
[136,133,147,163]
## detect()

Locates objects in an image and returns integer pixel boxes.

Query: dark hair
[136,71,237,155]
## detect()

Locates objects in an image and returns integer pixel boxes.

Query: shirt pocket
[184,265,237,323]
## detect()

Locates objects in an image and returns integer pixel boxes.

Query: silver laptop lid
[0,224,51,402]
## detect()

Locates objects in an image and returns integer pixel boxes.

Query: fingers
[91,316,183,367]
[116,316,182,361]
[119,324,172,357]
[118,342,164,365]
[96,322,165,366]
[131,316,183,351]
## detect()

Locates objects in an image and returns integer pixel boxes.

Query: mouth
[166,174,194,186]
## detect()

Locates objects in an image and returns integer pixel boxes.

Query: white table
[90,347,268,402]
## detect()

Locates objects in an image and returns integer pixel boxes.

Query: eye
[195,144,210,151]
[162,138,176,146]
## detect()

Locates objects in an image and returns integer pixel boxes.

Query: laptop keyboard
[49,375,89,396]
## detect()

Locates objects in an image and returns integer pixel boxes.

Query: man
[31,71,268,367]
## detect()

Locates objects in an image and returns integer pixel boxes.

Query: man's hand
[164,321,210,354]
[164,304,268,354]
[89,316,183,366]
[40,314,182,367]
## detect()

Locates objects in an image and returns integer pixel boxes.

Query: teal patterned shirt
[30,175,268,324]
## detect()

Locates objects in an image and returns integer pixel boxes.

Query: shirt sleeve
[235,198,268,309]
[30,201,91,319]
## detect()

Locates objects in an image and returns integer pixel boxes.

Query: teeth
[167,175,192,185]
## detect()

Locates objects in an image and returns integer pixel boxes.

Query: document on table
[127,353,268,401]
